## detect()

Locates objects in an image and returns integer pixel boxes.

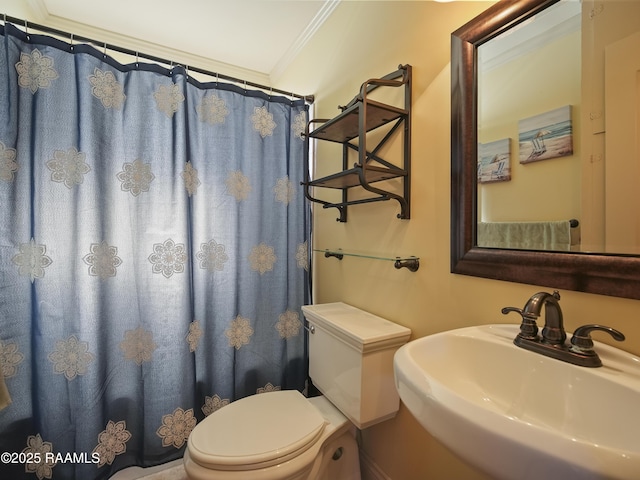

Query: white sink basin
[393,324,640,480]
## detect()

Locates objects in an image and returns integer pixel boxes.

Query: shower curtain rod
[1,13,314,103]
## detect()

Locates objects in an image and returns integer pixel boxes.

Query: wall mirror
[451,0,640,299]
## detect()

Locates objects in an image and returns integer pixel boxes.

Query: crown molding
[24,0,49,22]
[270,0,341,83]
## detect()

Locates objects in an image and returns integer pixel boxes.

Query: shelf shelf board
[305,165,406,189]
[308,100,408,143]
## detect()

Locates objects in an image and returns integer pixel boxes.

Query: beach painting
[478,138,511,183]
[518,105,573,164]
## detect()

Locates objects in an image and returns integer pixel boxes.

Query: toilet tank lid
[302,302,411,353]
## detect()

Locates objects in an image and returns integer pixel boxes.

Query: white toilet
[183,302,411,480]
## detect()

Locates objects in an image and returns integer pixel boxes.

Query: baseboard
[359,449,392,480]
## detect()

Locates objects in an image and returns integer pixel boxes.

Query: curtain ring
[135,51,139,68]
[69,33,74,51]
[103,42,107,58]
[24,19,29,40]
[244,80,247,92]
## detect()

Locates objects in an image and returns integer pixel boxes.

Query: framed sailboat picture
[478,138,511,183]
[518,105,573,164]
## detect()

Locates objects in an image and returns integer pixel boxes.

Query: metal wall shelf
[303,65,412,222]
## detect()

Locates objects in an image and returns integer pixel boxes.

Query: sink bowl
[393,324,640,480]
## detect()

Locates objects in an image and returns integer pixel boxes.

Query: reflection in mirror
[450,0,640,299]
[474,0,640,255]
[477,1,581,252]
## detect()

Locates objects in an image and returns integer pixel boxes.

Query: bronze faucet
[502,291,625,367]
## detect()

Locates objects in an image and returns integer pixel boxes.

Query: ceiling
[22,0,339,84]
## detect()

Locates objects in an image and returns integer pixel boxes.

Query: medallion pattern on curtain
[0,22,310,480]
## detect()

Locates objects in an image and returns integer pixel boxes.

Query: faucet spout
[522,291,556,317]
[521,290,565,345]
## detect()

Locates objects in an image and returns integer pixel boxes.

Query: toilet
[183,302,411,480]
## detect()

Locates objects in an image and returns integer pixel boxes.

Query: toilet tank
[302,302,411,429]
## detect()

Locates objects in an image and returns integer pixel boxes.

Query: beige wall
[275,1,640,479]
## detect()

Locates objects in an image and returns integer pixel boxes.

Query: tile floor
[110,459,187,480]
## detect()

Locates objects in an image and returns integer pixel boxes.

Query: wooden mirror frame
[450,0,640,300]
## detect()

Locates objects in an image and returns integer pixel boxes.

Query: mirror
[451,0,640,300]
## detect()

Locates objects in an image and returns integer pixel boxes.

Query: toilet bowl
[184,391,358,480]
[184,302,411,480]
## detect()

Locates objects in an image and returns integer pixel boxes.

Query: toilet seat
[188,390,327,471]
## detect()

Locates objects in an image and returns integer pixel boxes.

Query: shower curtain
[0,22,310,480]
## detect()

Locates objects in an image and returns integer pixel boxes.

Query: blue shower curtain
[0,23,310,480]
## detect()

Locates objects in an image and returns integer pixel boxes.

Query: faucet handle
[501,306,523,315]
[501,306,538,339]
[570,324,625,352]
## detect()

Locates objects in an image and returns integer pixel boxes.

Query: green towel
[477,221,572,250]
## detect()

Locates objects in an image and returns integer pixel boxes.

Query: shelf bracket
[394,257,420,272]
[324,251,344,260]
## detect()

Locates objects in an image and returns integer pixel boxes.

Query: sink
[393,324,640,480]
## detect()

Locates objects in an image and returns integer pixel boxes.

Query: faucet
[501,290,625,367]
